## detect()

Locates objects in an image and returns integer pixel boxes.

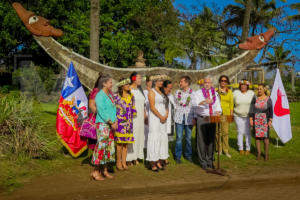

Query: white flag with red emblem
[270,69,292,143]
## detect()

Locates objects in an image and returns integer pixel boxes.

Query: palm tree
[223,0,280,41]
[90,0,100,62]
[170,7,226,69]
[265,45,291,72]
[265,45,293,91]
[241,0,252,42]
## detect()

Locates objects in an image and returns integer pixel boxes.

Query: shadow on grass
[43,111,57,116]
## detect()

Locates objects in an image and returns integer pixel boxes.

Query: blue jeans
[175,123,193,160]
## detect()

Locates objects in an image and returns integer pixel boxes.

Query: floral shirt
[174,88,196,125]
[114,94,136,143]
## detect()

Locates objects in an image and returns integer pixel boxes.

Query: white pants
[234,116,251,151]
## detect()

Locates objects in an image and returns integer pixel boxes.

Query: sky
[173,0,300,71]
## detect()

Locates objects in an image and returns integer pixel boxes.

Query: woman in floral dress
[249,84,273,161]
[91,74,117,181]
[114,78,136,170]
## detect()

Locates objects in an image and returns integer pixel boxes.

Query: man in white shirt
[193,76,222,170]
[174,76,196,164]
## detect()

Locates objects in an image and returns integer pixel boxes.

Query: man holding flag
[270,68,292,144]
[56,62,88,157]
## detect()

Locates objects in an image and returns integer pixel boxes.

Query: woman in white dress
[147,75,169,172]
[143,76,152,148]
[160,80,174,166]
[127,72,146,165]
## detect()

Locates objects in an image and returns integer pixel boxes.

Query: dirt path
[2,162,300,200]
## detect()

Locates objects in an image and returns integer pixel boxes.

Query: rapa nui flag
[56,62,88,157]
[270,69,292,143]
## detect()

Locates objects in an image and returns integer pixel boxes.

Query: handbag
[79,113,97,140]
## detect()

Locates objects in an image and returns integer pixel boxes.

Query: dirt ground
[2,161,300,200]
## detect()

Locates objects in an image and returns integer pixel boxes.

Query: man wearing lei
[174,76,196,164]
[193,76,222,170]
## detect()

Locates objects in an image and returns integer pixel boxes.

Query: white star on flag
[63,76,74,90]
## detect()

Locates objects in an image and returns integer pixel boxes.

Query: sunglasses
[220,79,228,82]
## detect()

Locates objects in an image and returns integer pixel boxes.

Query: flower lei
[202,87,216,116]
[177,88,193,107]
[116,78,131,87]
[239,80,250,85]
[201,87,216,105]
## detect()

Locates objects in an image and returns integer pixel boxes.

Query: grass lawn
[0,101,300,193]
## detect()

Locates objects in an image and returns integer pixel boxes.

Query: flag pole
[275,137,282,148]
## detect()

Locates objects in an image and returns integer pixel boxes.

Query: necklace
[177,88,192,107]
[104,90,114,105]
[201,88,216,104]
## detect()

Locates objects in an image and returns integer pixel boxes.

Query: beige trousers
[216,121,229,154]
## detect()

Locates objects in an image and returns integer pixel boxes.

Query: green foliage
[223,0,281,39]
[0,0,180,69]
[36,66,56,94]
[265,45,292,75]
[0,93,58,159]
[176,6,228,69]
[99,0,180,67]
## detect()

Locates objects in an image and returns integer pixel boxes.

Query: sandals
[90,172,105,181]
[103,172,114,179]
[151,166,159,172]
[157,162,165,171]
[116,163,124,171]
[122,163,128,170]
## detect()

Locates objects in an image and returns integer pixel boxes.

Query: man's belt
[198,115,234,123]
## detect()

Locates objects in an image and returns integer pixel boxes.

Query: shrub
[0,94,58,159]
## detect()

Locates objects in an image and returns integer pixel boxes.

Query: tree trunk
[189,56,197,70]
[291,67,295,92]
[90,0,100,62]
[241,0,252,42]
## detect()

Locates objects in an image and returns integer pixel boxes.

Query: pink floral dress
[249,96,273,138]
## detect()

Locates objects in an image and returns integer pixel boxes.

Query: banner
[270,69,292,143]
[56,62,88,157]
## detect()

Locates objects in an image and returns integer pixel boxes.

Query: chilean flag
[270,69,292,143]
[56,62,88,157]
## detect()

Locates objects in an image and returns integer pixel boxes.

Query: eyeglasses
[220,79,227,82]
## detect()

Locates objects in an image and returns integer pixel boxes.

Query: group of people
[81,72,273,181]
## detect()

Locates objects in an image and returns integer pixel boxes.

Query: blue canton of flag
[62,62,82,99]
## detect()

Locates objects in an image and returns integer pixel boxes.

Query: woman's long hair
[94,72,103,88]
[160,80,171,110]
[130,72,145,97]
[97,74,111,90]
